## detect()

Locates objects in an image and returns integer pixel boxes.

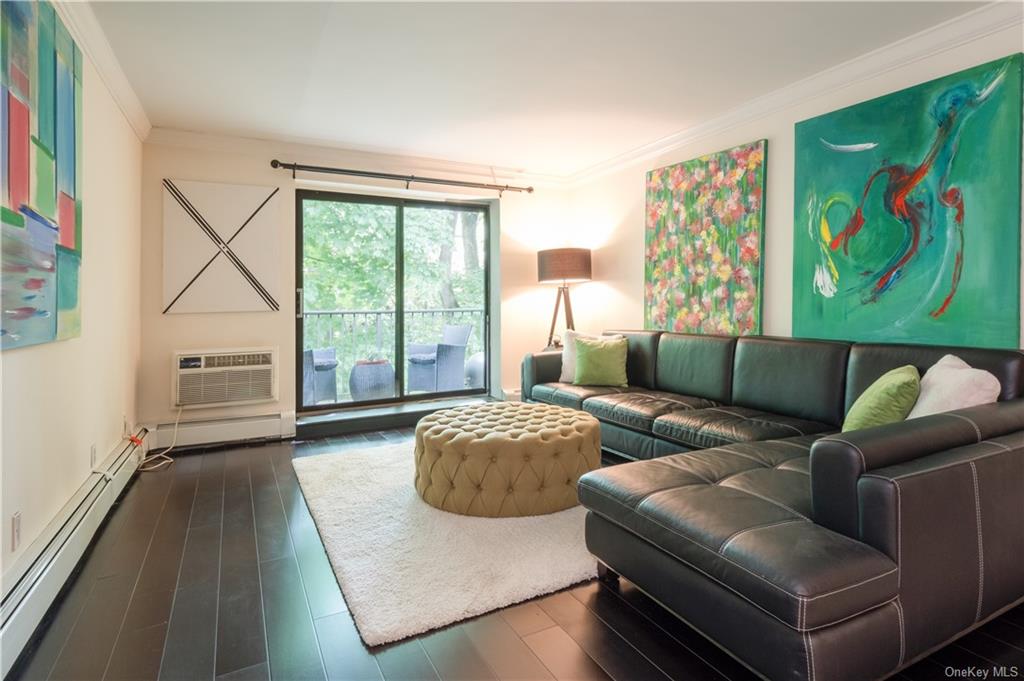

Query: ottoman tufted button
[461,454,468,461]
[507,486,514,493]
[523,454,531,462]
[477,484,483,491]
[490,455,497,462]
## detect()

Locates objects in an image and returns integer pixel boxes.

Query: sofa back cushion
[604,330,661,389]
[655,333,736,403]
[732,337,850,425]
[844,343,1024,415]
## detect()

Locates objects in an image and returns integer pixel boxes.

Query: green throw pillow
[574,336,628,387]
[842,365,921,432]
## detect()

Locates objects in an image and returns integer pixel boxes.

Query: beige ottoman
[414,402,601,517]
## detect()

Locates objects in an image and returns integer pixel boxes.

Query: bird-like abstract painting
[793,53,1022,348]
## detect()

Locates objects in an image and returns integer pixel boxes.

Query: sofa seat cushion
[530,382,627,410]
[652,406,834,449]
[578,437,898,631]
[582,390,720,433]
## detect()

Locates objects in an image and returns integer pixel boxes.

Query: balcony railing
[301,307,486,404]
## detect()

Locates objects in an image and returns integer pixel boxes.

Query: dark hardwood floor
[10,430,1024,681]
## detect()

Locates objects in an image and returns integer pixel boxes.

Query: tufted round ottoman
[414,402,601,517]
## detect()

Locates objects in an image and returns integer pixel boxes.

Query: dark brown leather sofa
[521,333,1024,681]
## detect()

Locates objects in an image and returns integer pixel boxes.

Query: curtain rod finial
[270,159,281,168]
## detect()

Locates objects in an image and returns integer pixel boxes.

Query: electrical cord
[139,407,182,472]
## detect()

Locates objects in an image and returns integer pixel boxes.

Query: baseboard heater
[0,429,147,680]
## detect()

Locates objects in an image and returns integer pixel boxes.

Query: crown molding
[62,0,1019,187]
[564,1,1023,186]
[53,1,152,141]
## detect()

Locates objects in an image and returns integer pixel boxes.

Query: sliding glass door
[296,190,489,410]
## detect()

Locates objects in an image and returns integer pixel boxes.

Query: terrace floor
[11,432,1024,681]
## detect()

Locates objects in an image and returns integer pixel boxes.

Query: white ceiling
[92,1,984,177]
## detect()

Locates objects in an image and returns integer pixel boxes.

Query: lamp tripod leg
[562,285,575,331]
[547,288,563,348]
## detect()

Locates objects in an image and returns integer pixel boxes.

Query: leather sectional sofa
[521,332,1024,681]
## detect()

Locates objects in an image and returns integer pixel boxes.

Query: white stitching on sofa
[862,475,903,589]
[771,439,814,452]
[802,567,899,601]
[865,443,1005,481]
[807,626,816,681]
[718,481,811,520]
[579,482,807,601]
[718,519,806,554]
[946,412,982,441]
[803,629,812,681]
[970,462,985,622]
[894,598,905,667]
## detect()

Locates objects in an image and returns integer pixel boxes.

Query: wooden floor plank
[159,456,222,681]
[159,581,220,681]
[11,433,1024,681]
[314,613,383,681]
[499,602,557,637]
[537,590,671,681]
[47,574,136,681]
[190,452,227,528]
[216,450,268,678]
[103,623,168,681]
[217,662,271,681]
[610,581,758,680]
[375,640,441,681]
[250,449,292,563]
[419,624,498,681]
[260,556,326,681]
[14,472,170,681]
[954,631,1024,667]
[461,613,555,681]
[268,444,347,619]
[521,626,612,681]
[977,619,1024,652]
[569,582,728,681]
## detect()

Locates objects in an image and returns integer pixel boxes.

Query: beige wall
[138,132,571,424]
[1,58,143,567]
[566,27,1024,341]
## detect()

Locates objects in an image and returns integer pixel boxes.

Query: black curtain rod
[270,160,534,194]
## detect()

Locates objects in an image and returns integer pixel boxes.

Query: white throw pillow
[907,354,1001,419]
[559,330,624,382]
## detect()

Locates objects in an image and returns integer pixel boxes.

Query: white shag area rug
[292,443,597,646]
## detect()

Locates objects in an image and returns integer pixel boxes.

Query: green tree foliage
[302,200,485,312]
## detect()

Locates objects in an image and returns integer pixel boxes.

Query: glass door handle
[296,288,303,319]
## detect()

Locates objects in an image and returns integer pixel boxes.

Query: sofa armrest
[810,399,1024,538]
[857,434,1024,659]
[521,351,562,401]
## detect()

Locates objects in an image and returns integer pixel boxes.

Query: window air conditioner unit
[173,348,277,408]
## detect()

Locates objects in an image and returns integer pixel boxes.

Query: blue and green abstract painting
[793,53,1022,348]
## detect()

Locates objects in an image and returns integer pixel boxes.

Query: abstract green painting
[793,54,1022,348]
[645,140,766,335]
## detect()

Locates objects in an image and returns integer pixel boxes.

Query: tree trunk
[439,212,458,308]
[462,212,480,272]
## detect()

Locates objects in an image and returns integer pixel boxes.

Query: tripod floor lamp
[537,248,592,349]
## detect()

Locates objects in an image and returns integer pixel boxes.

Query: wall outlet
[11,512,21,553]
[90,443,97,468]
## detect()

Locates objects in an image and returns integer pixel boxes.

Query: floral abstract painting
[793,54,1022,348]
[644,140,766,335]
[1,0,84,350]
